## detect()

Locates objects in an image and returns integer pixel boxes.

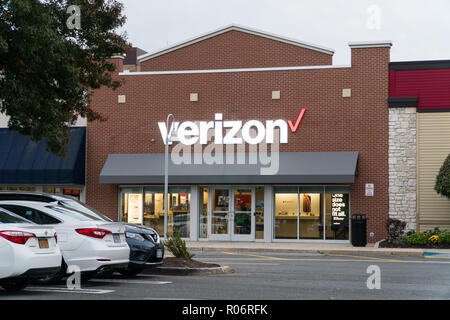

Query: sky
[118,0,450,65]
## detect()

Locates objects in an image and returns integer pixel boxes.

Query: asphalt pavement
[1,251,449,300]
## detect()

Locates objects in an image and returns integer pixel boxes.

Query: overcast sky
[119,0,450,65]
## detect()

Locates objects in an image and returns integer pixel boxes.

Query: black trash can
[351,214,367,247]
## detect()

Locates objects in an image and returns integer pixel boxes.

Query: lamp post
[164,114,178,240]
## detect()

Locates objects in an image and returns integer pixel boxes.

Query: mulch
[162,257,220,268]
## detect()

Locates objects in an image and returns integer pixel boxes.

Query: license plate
[38,238,49,249]
[113,234,121,243]
[156,249,163,258]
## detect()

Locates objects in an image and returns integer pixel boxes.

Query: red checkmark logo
[287,108,306,133]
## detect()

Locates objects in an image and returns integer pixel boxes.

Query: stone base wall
[388,108,417,231]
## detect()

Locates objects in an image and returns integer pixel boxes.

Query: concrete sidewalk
[185,241,450,258]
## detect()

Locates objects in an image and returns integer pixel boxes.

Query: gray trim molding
[99,152,358,185]
[388,97,418,108]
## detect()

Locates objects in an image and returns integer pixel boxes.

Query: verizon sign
[158,109,306,145]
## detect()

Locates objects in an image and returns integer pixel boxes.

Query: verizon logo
[158,108,306,145]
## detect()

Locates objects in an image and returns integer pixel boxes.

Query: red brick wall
[140,30,332,71]
[87,43,390,243]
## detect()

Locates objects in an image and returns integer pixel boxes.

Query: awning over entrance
[0,127,86,184]
[100,152,358,184]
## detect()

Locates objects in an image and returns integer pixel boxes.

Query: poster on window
[331,194,348,226]
[127,193,143,224]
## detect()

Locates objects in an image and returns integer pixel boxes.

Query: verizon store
[87,25,392,243]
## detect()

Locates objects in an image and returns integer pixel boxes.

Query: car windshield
[46,205,103,221]
[0,208,29,224]
[57,199,113,222]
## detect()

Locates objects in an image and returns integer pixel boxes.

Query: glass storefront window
[169,186,191,238]
[274,186,348,241]
[44,187,62,194]
[274,186,298,239]
[199,187,208,238]
[325,187,350,240]
[255,187,264,239]
[211,188,230,235]
[119,187,143,225]
[299,187,323,240]
[143,187,164,235]
[120,186,190,238]
[1,186,37,191]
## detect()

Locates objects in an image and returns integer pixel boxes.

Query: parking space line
[221,251,293,261]
[324,253,403,262]
[213,252,450,264]
[90,279,172,285]
[25,287,114,294]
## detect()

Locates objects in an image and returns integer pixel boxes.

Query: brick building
[87,25,392,243]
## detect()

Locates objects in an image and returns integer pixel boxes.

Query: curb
[144,265,235,276]
[186,246,425,258]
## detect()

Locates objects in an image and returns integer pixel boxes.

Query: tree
[435,153,450,199]
[0,0,130,155]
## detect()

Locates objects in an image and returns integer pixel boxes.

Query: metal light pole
[164,114,177,240]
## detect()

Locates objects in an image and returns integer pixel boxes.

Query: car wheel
[0,278,29,292]
[33,259,67,285]
[118,267,144,277]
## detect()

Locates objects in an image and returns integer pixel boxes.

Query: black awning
[0,127,86,185]
[100,152,358,185]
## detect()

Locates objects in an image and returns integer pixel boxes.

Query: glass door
[208,188,231,240]
[231,188,255,241]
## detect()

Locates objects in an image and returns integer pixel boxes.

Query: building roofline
[119,64,350,76]
[390,59,450,70]
[348,41,393,49]
[137,24,335,63]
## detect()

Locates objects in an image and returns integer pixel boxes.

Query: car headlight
[126,232,145,242]
[150,233,160,244]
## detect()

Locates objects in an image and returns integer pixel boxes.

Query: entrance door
[209,188,231,241]
[231,188,255,241]
[207,187,255,241]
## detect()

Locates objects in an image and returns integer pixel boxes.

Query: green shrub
[424,227,448,237]
[386,218,407,241]
[438,232,450,245]
[435,153,450,199]
[407,232,428,245]
[164,232,195,260]
[406,230,416,237]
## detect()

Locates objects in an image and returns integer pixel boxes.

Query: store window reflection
[199,187,208,238]
[255,187,264,239]
[119,187,143,225]
[170,186,191,238]
[143,187,164,235]
[274,187,298,239]
[299,187,323,239]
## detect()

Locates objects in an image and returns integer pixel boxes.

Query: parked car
[0,207,62,291]
[0,192,164,276]
[0,200,129,282]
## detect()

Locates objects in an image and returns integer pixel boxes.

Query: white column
[189,185,199,241]
[264,185,273,242]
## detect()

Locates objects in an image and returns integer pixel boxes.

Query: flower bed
[379,225,450,249]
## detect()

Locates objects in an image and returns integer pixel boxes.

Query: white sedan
[0,201,130,282]
[0,207,62,291]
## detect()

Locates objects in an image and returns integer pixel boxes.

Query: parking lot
[1,250,449,300]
